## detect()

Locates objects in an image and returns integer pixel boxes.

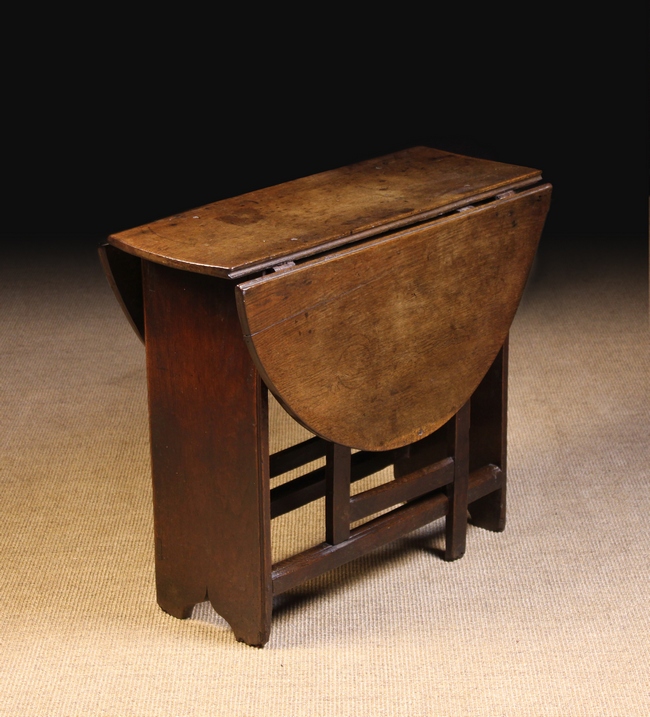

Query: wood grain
[237,185,551,451]
[107,147,542,279]
[143,262,272,646]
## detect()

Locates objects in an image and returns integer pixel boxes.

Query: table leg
[445,401,470,560]
[468,339,508,532]
[325,443,352,545]
[142,261,272,646]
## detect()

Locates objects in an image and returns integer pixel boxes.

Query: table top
[108,146,541,279]
[236,184,552,450]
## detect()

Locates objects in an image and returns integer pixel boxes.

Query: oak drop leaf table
[100,147,551,646]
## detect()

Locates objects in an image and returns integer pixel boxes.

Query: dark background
[2,12,646,256]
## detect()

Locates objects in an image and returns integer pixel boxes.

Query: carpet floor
[0,234,647,716]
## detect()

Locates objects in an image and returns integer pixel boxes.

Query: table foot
[469,485,506,532]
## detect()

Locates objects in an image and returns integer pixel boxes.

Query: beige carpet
[1,235,648,716]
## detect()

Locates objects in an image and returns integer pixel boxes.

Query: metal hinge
[272,261,296,272]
